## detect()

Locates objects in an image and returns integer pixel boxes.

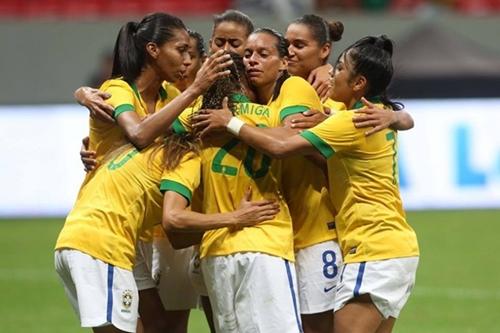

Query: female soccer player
[195,35,419,333]
[175,31,309,332]
[54,131,278,333]
[69,12,231,333]
[272,14,414,333]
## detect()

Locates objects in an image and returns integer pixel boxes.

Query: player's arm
[281,113,328,171]
[193,99,315,159]
[162,189,280,249]
[353,97,414,136]
[115,52,233,149]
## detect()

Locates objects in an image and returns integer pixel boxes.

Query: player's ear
[352,74,367,93]
[146,42,160,59]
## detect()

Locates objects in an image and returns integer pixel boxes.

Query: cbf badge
[121,290,133,313]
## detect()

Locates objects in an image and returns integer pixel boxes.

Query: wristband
[226,117,245,136]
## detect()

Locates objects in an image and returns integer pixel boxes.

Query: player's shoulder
[100,78,132,91]
[281,75,312,91]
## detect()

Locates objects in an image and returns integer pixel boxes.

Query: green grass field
[1,210,499,332]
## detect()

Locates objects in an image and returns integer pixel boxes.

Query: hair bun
[328,20,344,42]
[373,35,393,56]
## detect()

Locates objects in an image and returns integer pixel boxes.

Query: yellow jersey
[89,79,180,165]
[274,76,338,251]
[85,79,180,242]
[300,102,419,263]
[323,98,346,114]
[172,96,295,261]
[55,145,192,270]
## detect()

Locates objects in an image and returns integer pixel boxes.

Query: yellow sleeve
[160,153,201,205]
[278,76,323,122]
[99,79,138,119]
[300,111,362,158]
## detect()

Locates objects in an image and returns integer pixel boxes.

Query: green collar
[352,96,382,109]
[130,82,141,100]
[129,82,168,101]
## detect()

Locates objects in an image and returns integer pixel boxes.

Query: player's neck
[135,69,162,103]
[255,81,275,105]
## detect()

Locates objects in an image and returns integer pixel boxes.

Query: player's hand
[192,97,233,137]
[353,97,394,136]
[231,187,280,230]
[289,109,328,130]
[80,136,97,172]
[308,63,333,102]
[75,86,114,123]
[191,50,233,95]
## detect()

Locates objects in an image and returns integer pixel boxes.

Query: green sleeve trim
[279,105,309,122]
[113,103,135,118]
[160,180,192,205]
[171,118,187,134]
[300,130,335,159]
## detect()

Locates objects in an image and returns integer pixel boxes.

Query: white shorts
[133,240,156,291]
[202,252,302,333]
[295,240,343,314]
[335,256,419,319]
[151,237,199,310]
[54,249,138,332]
[188,248,208,296]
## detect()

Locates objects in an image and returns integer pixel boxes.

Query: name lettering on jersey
[236,103,270,118]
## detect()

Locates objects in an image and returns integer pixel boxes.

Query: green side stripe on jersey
[160,180,192,205]
[300,131,335,159]
[172,118,188,134]
[279,105,309,122]
[113,104,135,118]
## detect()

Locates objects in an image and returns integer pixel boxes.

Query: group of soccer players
[54,8,419,333]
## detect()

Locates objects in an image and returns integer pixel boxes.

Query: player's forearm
[163,208,236,232]
[390,111,414,131]
[125,86,200,148]
[237,125,295,159]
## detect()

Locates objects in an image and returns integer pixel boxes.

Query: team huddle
[54,9,419,333]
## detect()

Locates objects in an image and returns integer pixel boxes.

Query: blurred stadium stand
[0,0,499,104]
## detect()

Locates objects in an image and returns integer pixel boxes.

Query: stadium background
[1,0,499,332]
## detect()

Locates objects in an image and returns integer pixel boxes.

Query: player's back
[56,145,165,270]
[199,102,294,261]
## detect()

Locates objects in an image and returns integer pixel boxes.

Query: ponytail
[110,12,186,84]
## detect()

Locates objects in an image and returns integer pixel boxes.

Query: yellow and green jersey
[55,144,184,270]
[172,95,294,261]
[89,79,180,165]
[300,102,419,263]
[273,76,338,250]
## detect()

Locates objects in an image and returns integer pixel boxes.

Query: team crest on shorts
[121,290,133,312]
